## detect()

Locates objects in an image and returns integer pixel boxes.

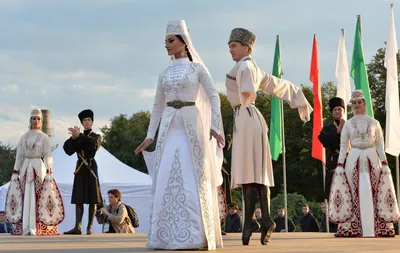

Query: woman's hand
[100,207,108,215]
[210,129,225,148]
[134,138,153,155]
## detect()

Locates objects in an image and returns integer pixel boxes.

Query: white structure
[0,146,152,234]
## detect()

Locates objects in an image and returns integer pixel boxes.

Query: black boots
[64,204,84,235]
[241,185,258,245]
[64,204,97,235]
[86,204,96,235]
[242,183,276,246]
[258,186,276,245]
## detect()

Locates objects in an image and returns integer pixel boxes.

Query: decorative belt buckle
[173,100,183,109]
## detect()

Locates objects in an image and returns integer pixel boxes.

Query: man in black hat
[318,97,346,198]
[63,109,102,235]
[318,97,345,233]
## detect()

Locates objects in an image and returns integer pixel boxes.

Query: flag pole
[281,98,288,233]
[323,164,329,233]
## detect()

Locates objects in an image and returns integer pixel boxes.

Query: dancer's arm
[13,137,24,173]
[146,74,166,140]
[259,72,313,122]
[198,65,222,134]
[337,121,350,166]
[42,135,53,173]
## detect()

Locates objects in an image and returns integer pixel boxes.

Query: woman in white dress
[329,90,399,237]
[5,109,64,235]
[135,20,225,250]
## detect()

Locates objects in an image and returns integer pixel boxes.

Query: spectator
[300,204,319,232]
[96,189,135,233]
[273,207,295,232]
[225,202,242,233]
[0,211,14,234]
[320,202,337,233]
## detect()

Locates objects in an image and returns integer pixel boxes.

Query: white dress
[145,58,223,250]
[5,129,64,235]
[329,114,399,237]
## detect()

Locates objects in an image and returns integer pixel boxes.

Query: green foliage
[0,142,16,186]
[100,111,154,174]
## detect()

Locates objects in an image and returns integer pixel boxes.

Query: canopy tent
[0,146,152,234]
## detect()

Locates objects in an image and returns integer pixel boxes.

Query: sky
[0,0,398,147]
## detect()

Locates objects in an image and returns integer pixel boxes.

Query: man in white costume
[136,20,225,250]
[225,28,313,245]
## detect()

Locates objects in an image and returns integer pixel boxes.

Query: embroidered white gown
[329,114,399,237]
[145,58,223,250]
[5,129,64,235]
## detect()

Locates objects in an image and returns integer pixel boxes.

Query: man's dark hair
[228,202,239,210]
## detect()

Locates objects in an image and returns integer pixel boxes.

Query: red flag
[310,35,325,164]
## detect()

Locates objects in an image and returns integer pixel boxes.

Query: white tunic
[225,56,312,189]
[146,58,223,250]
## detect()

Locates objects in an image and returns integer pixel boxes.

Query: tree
[0,142,16,186]
[100,111,153,173]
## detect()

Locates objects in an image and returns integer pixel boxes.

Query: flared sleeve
[198,64,222,133]
[13,137,24,173]
[338,121,350,164]
[146,74,166,140]
[259,72,313,122]
[42,134,53,172]
[375,120,387,162]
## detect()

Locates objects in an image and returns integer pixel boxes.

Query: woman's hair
[175,35,193,62]
[108,189,122,202]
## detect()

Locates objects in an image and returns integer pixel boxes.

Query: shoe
[261,220,276,245]
[64,227,82,235]
[86,226,92,235]
[221,231,227,236]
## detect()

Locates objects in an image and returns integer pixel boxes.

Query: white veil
[166,20,225,188]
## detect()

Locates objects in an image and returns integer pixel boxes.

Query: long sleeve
[63,138,76,156]
[338,121,350,164]
[146,74,166,140]
[198,65,222,133]
[375,121,387,162]
[13,137,24,172]
[259,72,313,122]
[109,205,128,225]
[318,124,340,149]
[42,135,53,171]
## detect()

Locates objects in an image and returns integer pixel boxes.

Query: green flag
[351,15,374,117]
[269,35,284,161]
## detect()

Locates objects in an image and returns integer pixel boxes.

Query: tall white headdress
[166,20,205,66]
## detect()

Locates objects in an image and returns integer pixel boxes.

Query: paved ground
[1,232,399,252]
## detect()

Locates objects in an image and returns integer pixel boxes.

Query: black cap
[328,97,345,112]
[78,109,94,123]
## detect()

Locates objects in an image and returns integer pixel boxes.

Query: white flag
[335,30,351,119]
[384,4,400,156]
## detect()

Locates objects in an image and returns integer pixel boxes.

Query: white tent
[0,146,152,234]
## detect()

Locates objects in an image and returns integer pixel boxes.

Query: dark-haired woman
[96,189,134,233]
[135,20,224,250]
